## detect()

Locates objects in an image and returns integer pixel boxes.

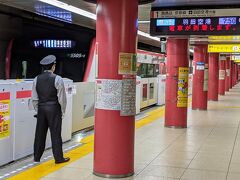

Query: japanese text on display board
[208,44,240,53]
[150,8,240,36]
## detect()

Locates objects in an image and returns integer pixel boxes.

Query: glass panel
[137,64,160,78]
[147,64,154,77]
[137,63,148,78]
[149,83,154,99]
[154,65,160,76]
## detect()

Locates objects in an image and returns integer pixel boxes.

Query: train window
[137,63,160,78]
[7,17,95,82]
[137,64,148,78]
[142,84,148,101]
[147,64,154,77]
[149,83,154,99]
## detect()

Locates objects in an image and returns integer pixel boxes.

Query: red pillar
[233,63,235,86]
[233,63,236,86]
[94,0,138,177]
[235,63,238,85]
[225,57,230,92]
[229,58,233,89]
[192,45,208,110]
[219,56,226,95]
[236,64,239,83]
[231,61,234,88]
[165,38,189,128]
[208,53,219,101]
[238,65,240,81]
[235,63,237,85]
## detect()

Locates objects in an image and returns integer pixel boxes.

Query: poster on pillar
[196,62,205,70]
[0,96,10,139]
[204,64,209,91]
[95,79,122,111]
[226,69,230,77]
[177,67,189,107]
[219,70,225,80]
[120,75,136,116]
[118,53,137,75]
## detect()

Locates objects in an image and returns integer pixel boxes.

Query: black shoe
[34,158,40,163]
[55,157,70,164]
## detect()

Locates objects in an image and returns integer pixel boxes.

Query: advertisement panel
[118,53,137,75]
[0,93,10,139]
[177,67,189,107]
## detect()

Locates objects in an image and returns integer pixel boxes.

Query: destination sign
[152,8,240,18]
[151,16,240,36]
[32,39,76,49]
[150,8,240,36]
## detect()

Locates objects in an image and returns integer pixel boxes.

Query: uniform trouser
[34,104,64,161]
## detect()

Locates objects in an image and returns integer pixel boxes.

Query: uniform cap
[40,55,56,65]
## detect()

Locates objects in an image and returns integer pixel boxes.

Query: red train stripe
[0,92,10,100]
[83,38,96,82]
[16,90,32,99]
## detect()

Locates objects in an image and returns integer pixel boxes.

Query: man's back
[36,72,58,105]
[32,54,70,164]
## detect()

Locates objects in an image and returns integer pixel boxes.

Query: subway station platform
[2,84,240,180]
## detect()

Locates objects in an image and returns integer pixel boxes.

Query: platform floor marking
[8,105,167,180]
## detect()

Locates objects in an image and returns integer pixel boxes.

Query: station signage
[209,36,240,41]
[32,39,76,49]
[208,44,240,53]
[231,55,240,61]
[150,8,240,36]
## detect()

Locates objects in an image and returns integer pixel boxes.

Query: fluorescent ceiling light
[138,20,150,24]
[38,0,96,20]
[37,0,194,53]
[38,0,160,42]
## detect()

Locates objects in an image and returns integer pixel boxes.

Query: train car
[136,50,165,109]
[78,45,166,133]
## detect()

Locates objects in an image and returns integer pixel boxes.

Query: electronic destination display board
[150,8,240,36]
[32,39,76,49]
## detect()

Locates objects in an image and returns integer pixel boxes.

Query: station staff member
[31,55,70,164]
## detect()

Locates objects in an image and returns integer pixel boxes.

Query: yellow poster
[209,36,240,41]
[177,67,189,107]
[118,53,137,75]
[208,44,240,53]
[231,55,240,61]
[0,99,10,139]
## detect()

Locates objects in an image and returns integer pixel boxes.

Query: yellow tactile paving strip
[8,96,196,180]
[8,105,167,180]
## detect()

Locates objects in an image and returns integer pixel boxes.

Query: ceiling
[0,0,240,47]
[0,0,159,46]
